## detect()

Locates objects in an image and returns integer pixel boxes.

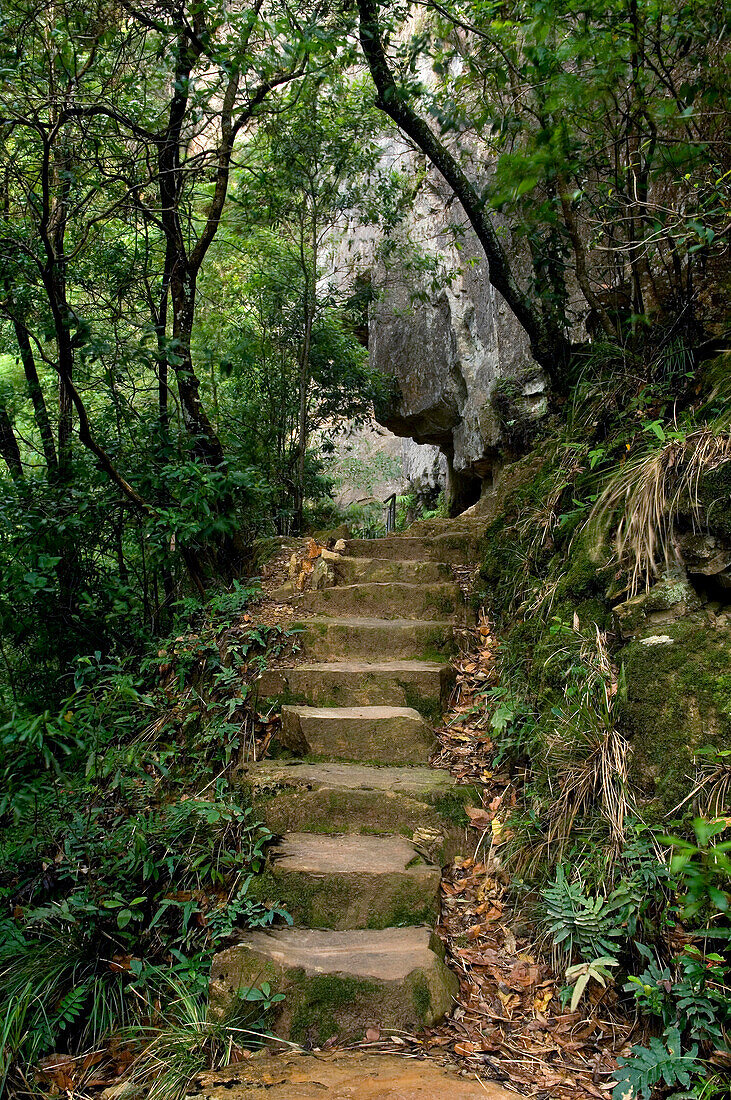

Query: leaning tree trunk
[356,0,572,382]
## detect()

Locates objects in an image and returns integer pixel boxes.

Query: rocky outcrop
[619,616,731,820]
[340,158,547,505]
[326,421,446,509]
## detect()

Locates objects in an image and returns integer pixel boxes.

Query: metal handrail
[384,493,397,534]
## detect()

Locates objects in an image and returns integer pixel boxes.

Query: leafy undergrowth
[426,348,731,1097]
[344,614,730,1098]
[434,621,730,1098]
[0,584,298,1096]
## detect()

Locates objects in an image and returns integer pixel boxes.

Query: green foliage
[625,944,731,1046]
[612,1028,704,1100]
[539,868,626,964]
[480,683,539,765]
[660,819,731,922]
[395,491,448,531]
[124,975,286,1100]
[0,589,295,1091]
[423,0,731,335]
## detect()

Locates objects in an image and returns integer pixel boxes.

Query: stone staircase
[210,523,482,1048]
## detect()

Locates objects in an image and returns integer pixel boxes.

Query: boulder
[209,928,458,1044]
[618,618,731,818]
[613,574,702,640]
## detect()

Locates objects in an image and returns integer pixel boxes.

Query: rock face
[326,420,446,511]
[340,159,547,505]
[402,436,447,501]
[619,616,731,819]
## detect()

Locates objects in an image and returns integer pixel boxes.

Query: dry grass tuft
[587,428,731,594]
[516,448,587,551]
[543,628,633,857]
[673,747,731,819]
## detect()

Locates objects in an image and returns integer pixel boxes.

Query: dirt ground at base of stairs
[187,1049,517,1099]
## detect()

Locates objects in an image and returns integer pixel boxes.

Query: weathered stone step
[293,617,454,662]
[210,926,459,1044]
[240,760,473,852]
[292,581,463,622]
[406,515,486,537]
[256,659,452,716]
[333,556,453,584]
[280,704,435,764]
[247,832,441,929]
[345,533,480,564]
[197,1051,514,1099]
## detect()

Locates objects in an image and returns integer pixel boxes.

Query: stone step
[247,832,441,929]
[344,533,481,564]
[240,760,473,854]
[210,926,459,1045]
[292,617,454,662]
[280,704,435,764]
[196,1051,514,1100]
[406,515,486,537]
[333,556,453,584]
[255,659,452,717]
[292,581,464,622]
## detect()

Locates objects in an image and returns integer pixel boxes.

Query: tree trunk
[0,396,23,480]
[169,266,227,467]
[295,200,318,534]
[157,236,175,440]
[13,319,58,476]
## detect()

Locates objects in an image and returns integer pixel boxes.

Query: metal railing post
[384,493,397,534]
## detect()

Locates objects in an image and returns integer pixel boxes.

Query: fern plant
[612,1029,703,1100]
[540,867,626,964]
[626,943,731,1046]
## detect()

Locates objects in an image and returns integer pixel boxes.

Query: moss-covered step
[239,760,473,854]
[255,659,453,716]
[292,582,464,622]
[333,556,453,585]
[209,926,459,1043]
[344,534,481,564]
[292,617,455,662]
[280,704,435,764]
[248,832,441,929]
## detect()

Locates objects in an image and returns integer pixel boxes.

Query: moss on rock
[618,619,731,819]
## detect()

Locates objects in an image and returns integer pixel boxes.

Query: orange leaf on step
[454,1041,477,1056]
[465,806,493,829]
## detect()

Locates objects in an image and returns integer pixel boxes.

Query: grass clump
[124,975,287,1100]
[587,428,731,594]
